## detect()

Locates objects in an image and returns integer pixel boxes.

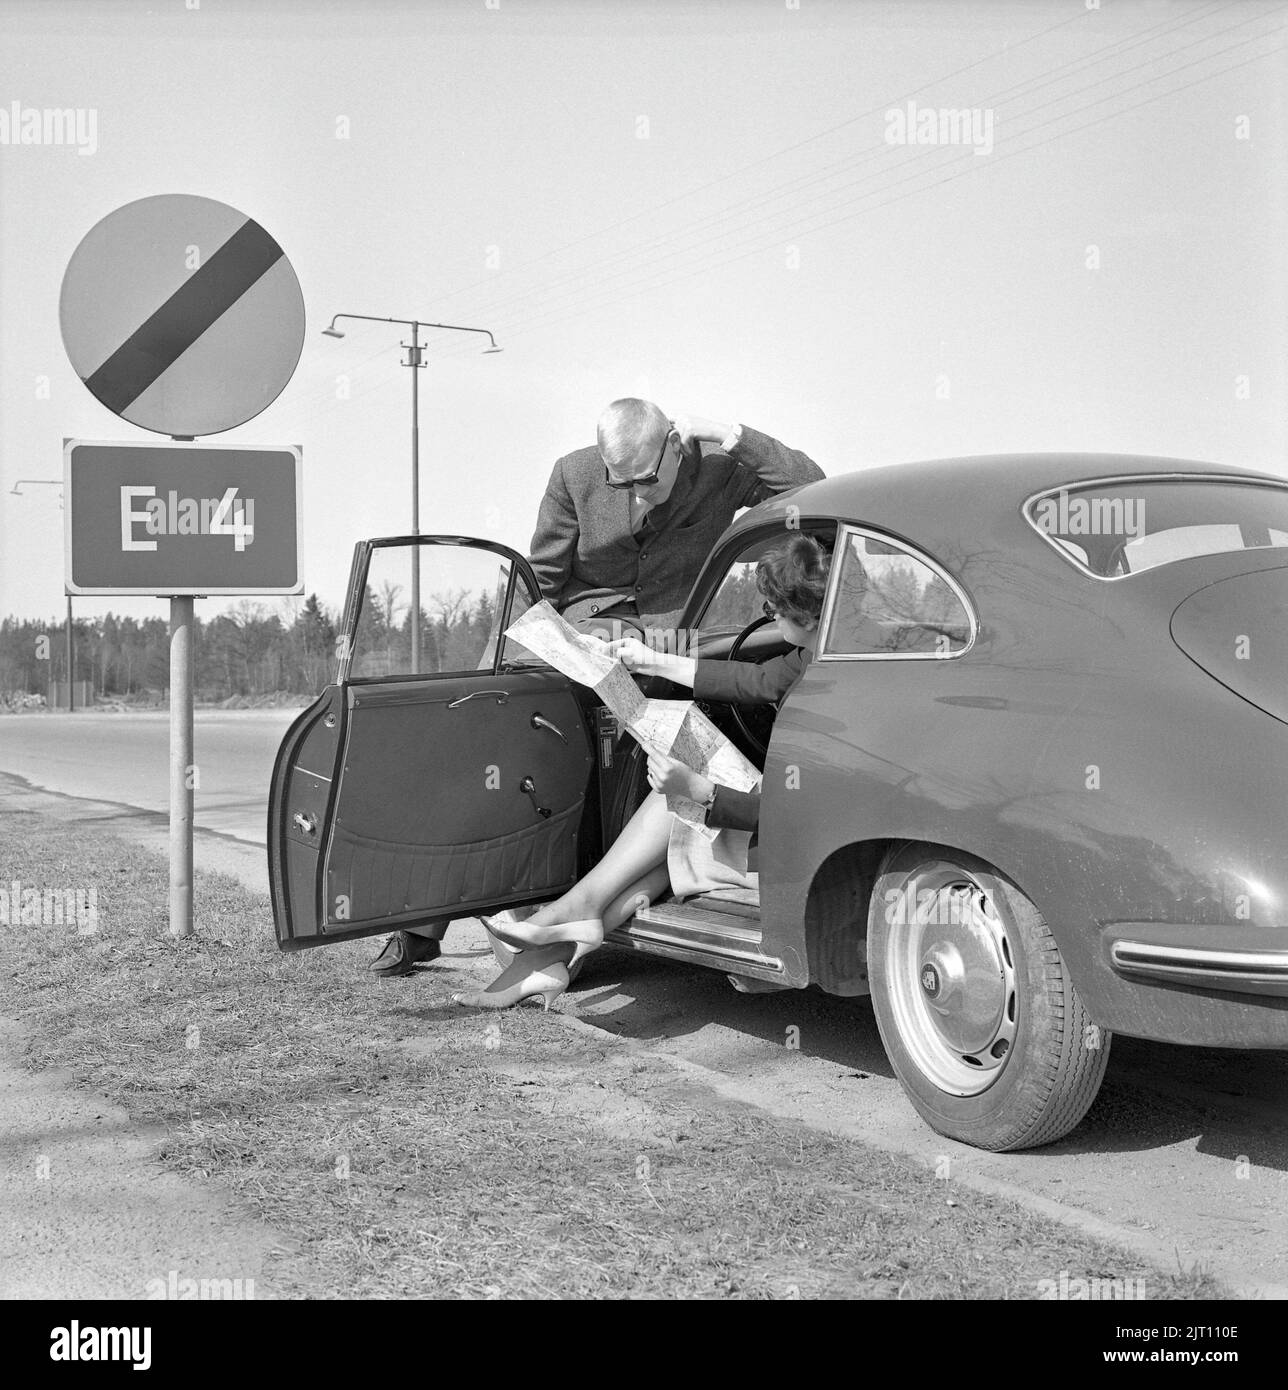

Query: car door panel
[324,671,591,934]
[269,535,595,951]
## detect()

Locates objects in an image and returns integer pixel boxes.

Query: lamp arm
[323,313,498,350]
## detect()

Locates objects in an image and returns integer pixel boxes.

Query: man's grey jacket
[527,426,825,632]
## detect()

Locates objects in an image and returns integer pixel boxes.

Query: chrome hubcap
[884,864,1018,1096]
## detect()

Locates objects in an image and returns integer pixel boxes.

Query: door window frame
[335,534,540,684]
[686,517,841,637]
[815,522,978,663]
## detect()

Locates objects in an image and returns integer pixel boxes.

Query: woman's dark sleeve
[705,784,760,832]
[692,648,804,705]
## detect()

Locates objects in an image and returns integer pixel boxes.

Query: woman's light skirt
[666,816,758,902]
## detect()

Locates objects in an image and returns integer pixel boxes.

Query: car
[268,452,1288,1152]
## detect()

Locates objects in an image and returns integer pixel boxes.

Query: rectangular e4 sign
[64,440,302,595]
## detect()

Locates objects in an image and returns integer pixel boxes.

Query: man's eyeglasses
[604,436,669,491]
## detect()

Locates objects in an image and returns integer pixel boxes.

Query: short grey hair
[597,398,670,473]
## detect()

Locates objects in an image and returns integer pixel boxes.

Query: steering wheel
[727,614,778,760]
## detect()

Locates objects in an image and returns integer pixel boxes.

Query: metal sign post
[59,194,306,939]
[168,596,195,937]
[65,441,302,938]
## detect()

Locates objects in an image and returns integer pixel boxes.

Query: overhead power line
[417,17,1283,360]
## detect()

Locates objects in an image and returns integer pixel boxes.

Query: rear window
[1025,478,1288,579]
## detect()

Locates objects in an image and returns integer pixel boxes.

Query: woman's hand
[608,638,697,689]
[646,750,715,805]
[608,637,660,675]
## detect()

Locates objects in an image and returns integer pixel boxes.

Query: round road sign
[59,194,305,437]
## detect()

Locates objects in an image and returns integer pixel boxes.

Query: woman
[451,533,831,1010]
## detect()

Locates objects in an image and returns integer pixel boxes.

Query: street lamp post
[321,314,501,672]
[10,480,75,711]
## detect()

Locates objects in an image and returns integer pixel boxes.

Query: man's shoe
[369,931,442,978]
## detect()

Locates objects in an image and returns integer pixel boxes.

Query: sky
[1,0,1284,625]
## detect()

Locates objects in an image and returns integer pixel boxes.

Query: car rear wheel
[867,845,1110,1152]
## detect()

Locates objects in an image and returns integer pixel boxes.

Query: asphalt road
[2,709,1286,1297]
[0,709,298,844]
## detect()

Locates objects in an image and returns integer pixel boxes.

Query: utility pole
[9,481,73,710]
[407,323,423,673]
[321,314,502,675]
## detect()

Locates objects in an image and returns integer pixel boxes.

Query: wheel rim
[882,862,1018,1096]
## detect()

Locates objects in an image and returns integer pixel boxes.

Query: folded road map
[505,601,762,837]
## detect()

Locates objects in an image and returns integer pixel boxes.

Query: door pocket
[324,800,580,929]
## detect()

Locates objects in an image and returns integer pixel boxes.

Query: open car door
[269,536,595,950]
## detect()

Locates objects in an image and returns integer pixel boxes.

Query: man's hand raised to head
[671,414,734,452]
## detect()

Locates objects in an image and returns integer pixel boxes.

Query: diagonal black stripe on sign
[84,220,284,416]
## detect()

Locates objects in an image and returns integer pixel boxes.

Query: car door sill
[607,899,785,979]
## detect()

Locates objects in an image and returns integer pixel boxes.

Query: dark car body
[270,453,1288,1066]
[746,455,1288,1050]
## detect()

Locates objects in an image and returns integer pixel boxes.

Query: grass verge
[0,807,1225,1299]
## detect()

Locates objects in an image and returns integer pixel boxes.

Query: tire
[867,845,1110,1152]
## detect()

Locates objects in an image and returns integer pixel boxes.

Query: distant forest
[0,586,526,704]
[0,596,340,704]
[0,564,846,705]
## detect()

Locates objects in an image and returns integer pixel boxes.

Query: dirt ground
[2,771,1284,1298]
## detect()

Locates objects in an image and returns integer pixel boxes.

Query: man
[529,400,824,634]
[369,398,824,977]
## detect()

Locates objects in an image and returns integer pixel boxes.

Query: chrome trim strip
[815,521,978,662]
[634,904,763,944]
[1021,472,1288,584]
[611,901,782,973]
[1111,940,1288,997]
[295,767,333,783]
[610,923,784,973]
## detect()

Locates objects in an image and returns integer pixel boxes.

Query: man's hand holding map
[505,601,761,837]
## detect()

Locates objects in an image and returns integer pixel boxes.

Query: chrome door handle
[446,689,510,709]
[530,712,568,744]
[292,811,317,836]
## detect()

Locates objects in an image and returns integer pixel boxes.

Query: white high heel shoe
[480,914,604,969]
[480,905,547,970]
[450,962,569,1012]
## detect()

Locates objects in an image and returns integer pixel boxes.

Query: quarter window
[821,528,972,658]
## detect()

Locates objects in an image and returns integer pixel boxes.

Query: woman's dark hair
[756,534,831,624]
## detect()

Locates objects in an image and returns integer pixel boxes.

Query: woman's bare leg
[525,791,672,926]
[601,865,671,931]
[476,860,671,996]
[471,793,672,996]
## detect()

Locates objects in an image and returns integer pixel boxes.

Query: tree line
[0,596,339,703]
[0,587,518,703]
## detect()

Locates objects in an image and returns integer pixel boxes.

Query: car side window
[700,556,763,633]
[822,528,972,658]
[351,544,525,678]
[698,526,839,635]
